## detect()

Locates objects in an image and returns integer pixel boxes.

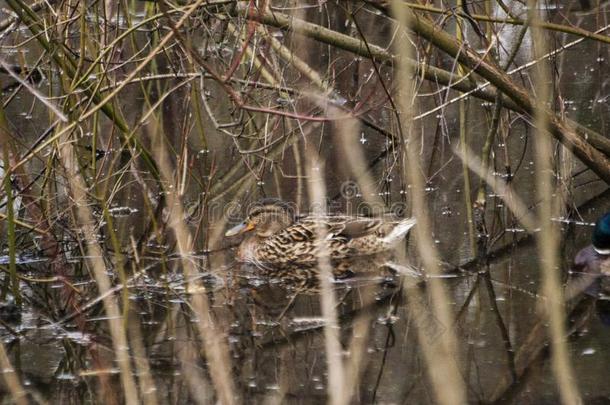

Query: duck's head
[592,212,610,255]
[225,198,296,238]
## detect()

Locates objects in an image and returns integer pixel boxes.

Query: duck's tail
[382,217,417,245]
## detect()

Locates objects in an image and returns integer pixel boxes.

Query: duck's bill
[225,221,255,237]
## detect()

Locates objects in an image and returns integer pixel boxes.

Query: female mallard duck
[225,198,416,266]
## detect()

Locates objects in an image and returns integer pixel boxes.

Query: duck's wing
[330,216,384,239]
[291,216,384,241]
[258,216,397,264]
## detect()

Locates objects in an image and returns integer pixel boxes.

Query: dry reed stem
[334,115,386,209]
[151,124,237,405]
[127,316,160,405]
[305,150,347,405]
[178,337,215,405]
[390,2,467,404]
[455,0,476,256]
[57,129,139,404]
[331,113,385,402]
[454,144,537,232]
[528,1,582,403]
[0,341,28,405]
[290,6,347,399]
[0,59,67,122]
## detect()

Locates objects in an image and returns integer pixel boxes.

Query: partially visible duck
[573,212,610,276]
[569,212,610,300]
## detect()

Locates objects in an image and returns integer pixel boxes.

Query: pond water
[0,1,609,404]
[5,214,610,404]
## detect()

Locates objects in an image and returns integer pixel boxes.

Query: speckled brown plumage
[226,199,416,268]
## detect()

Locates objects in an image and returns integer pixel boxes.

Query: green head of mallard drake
[593,212,610,255]
[225,198,296,238]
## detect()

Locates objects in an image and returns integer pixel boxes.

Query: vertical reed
[305,147,348,405]
[528,1,581,402]
[390,2,467,404]
[57,127,139,403]
[152,122,237,404]
[0,342,27,405]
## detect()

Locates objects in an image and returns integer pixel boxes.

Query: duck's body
[237,215,416,265]
[226,199,416,267]
[573,245,610,276]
